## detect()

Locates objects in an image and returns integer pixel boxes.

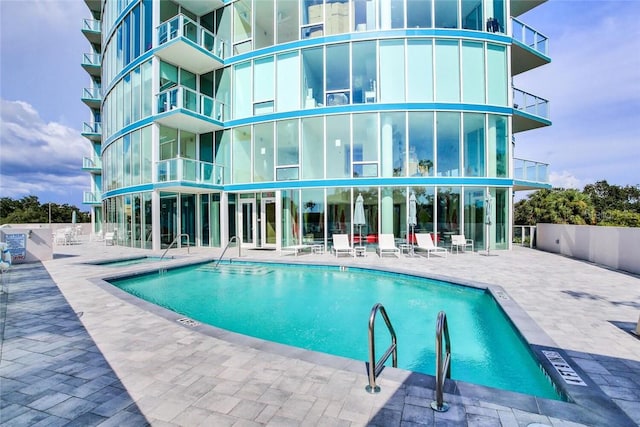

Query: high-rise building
[81,0,551,252]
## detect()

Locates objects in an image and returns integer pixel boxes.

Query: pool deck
[1,239,639,426]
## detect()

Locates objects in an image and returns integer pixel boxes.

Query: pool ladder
[160,234,190,260]
[431,311,451,412]
[215,236,241,267]
[366,303,397,393]
[366,304,451,412]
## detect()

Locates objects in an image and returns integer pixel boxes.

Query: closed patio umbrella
[354,193,366,245]
[408,192,417,253]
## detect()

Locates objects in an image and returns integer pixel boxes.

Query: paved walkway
[1,240,639,426]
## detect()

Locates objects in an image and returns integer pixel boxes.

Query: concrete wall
[536,223,640,275]
[0,228,54,263]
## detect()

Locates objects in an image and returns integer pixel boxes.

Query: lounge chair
[332,234,355,257]
[104,231,116,246]
[414,233,448,258]
[377,234,400,257]
[451,234,474,253]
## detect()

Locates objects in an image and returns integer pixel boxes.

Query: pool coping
[89,255,636,426]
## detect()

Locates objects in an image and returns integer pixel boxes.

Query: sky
[0,0,639,211]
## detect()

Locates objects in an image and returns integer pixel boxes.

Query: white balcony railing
[513,88,550,120]
[511,18,548,57]
[513,158,549,183]
[157,158,225,185]
[157,85,226,121]
[157,14,227,59]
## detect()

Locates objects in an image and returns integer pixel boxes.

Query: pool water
[110,262,562,400]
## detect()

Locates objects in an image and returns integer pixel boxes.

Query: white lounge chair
[377,234,400,257]
[104,231,116,246]
[451,234,474,253]
[332,234,355,257]
[414,233,448,258]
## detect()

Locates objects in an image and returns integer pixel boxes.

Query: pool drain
[177,317,200,327]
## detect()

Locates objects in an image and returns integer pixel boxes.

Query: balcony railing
[83,191,102,204]
[82,53,101,67]
[513,88,549,120]
[513,158,549,183]
[157,85,226,121]
[82,18,101,33]
[157,158,225,185]
[511,18,548,57]
[82,87,101,100]
[82,122,102,134]
[82,156,102,170]
[157,14,227,59]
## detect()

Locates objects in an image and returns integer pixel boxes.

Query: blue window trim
[103,117,154,150]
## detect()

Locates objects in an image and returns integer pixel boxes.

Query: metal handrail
[366,303,397,393]
[431,311,451,412]
[160,233,190,260]
[214,236,241,267]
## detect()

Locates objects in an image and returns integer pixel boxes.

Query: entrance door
[261,198,277,248]
[239,199,256,248]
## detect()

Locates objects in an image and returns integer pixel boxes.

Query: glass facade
[83,0,550,251]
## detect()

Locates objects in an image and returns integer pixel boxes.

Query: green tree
[514,188,595,225]
[583,180,640,219]
[599,210,640,227]
[0,196,90,224]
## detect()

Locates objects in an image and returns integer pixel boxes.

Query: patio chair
[414,233,448,259]
[332,234,355,257]
[104,231,116,246]
[377,234,400,257]
[451,234,474,253]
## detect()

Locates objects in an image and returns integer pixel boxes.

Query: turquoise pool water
[110,262,562,400]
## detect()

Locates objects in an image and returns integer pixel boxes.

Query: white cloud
[548,171,584,190]
[0,99,89,204]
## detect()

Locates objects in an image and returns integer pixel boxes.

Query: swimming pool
[109,261,562,400]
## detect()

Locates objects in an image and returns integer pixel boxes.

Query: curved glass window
[436,112,460,177]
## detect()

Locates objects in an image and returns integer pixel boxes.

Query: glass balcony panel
[513,88,549,120]
[157,14,225,59]
[156,158,221,184]
[182,87,199,112]
[511,18,548,57]
[513,158,549,183]
[82,19,101,32]
[83,191,102,204]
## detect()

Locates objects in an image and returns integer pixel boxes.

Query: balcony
[172,0,223,15]
[81,87,101,109]
[512,88,550,133]
[511,18,550,75]
[155,86,225,133]
[83,0,101,15]
[81,122,102,142]
[155,14,226,74]
[81,19,101,46]
[513,158,550,190]
[511,0,547,17]
[82,156,102,173]
[157,158,225,191]
[81,53,101,77]
[83,191,102,205]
